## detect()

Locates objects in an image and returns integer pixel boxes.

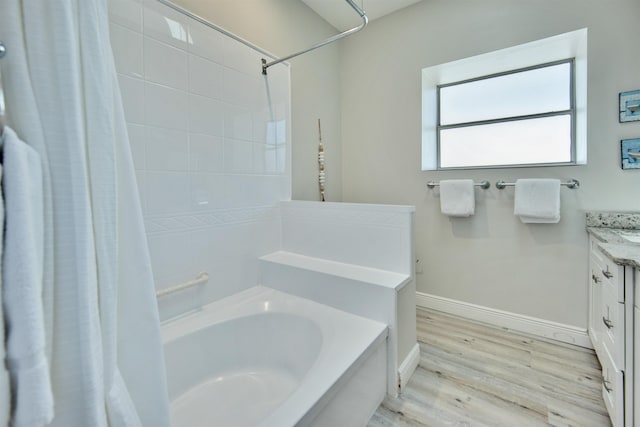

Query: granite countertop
[586,212,640,269]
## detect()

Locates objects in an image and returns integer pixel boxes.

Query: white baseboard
[397,343,420,392]
[416,292,592,349]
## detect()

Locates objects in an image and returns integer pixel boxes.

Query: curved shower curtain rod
[261,0,368,75]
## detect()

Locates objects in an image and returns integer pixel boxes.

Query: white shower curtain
[0,1,170,426]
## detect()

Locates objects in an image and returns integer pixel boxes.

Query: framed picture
[621,138,640,169]
[619,90,640,122]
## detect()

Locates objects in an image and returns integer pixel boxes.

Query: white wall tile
[143,0,190,51]
[223,175,258,208]
[144,36,188,90]
[112,4,291,310]
[276,144,287,174]
[146,171,190,214]
[188,54,223,99]
[146,126,189,171]
[252,108,275,144]
[110,23,143,78]
[187,94,225,136]
[189,134,224,172]
[253,142,277,174]
[224,37,262,75]
[118,75,145,124]
[127,123,146,169]
[108,0,142,32]
[222,68,258,107]
[147,231,199,288]
[190,173,225,211]
[224,139,253,174]
[224,104,253,141]
[144,82,188,130]
[188,20,225,63]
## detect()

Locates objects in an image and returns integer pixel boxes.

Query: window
[438,60,574,169]
[421,29,587,170]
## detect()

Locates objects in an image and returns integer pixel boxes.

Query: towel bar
[495,179,580,190]
[427,180,490,189]
[156,272,209,298]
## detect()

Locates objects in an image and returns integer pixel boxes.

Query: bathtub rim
[161,285,389,427]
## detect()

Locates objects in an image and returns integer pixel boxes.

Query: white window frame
[421,28,587,171]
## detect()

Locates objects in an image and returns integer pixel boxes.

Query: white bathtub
[162,286,388,427]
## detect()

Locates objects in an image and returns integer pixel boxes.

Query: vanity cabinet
[588,236,634,427]
[635,269,640,427]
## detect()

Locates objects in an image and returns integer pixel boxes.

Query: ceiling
[300,0,423,31]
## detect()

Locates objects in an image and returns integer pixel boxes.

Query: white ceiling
[300,0,423,31]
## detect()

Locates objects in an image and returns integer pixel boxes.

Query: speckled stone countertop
[586,211,640,268]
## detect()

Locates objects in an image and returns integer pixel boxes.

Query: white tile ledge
[259,251,411,290]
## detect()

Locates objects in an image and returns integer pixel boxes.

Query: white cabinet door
[589,241,605,357]
[601,344,625,427]
[634,296,639,427]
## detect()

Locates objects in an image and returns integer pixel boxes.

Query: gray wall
[339,0,640,327]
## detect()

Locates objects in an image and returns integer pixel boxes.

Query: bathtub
[162,286,388,427]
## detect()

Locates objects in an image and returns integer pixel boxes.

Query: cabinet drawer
[589,253,605,358]
[601,345,624,427]
[635,269,640,308]
[596,245,625,303]
[600,279,625,368]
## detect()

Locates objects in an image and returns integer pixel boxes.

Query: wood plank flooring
[368,308,612,427]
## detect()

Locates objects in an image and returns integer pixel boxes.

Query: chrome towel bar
[156,272,209,298]
[427,180,490,189]
[495,179,580,190]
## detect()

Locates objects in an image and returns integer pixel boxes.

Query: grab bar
[495,179,580,190]
[156,272,209,298]
[427,180,490,189]
[261,0,368,74]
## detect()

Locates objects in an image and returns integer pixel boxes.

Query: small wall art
[621,138,640,169]
[619,90,640,122]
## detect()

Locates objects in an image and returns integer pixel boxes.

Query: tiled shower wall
[108,0,291,318]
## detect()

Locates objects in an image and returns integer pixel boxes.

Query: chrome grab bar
[156,272,209,298]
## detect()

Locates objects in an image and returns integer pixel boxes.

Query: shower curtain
[0,1,170,426]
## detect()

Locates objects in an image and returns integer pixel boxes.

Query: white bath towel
[1,126,54,426]
[439,179,475,217]
[514,178,561,223]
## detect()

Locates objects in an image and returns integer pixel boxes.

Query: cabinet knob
[602,269,613,279]
[592,274,601,284]
[602,316,613,329]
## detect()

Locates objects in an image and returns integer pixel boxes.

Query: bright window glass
[439,115,572,168]
[440,62,571,125]
[437,60,574,169]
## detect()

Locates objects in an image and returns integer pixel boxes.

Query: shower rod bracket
[261,0,368,75]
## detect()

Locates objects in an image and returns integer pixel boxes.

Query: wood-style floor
[368,308,612,427]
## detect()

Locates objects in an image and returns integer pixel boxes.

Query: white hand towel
[440,179,475,217]
[1,126,54,426]
[514,178,561,223]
